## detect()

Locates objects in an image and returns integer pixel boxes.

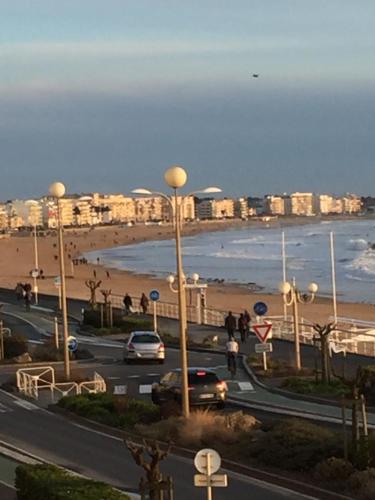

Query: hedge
[83,309,152,333]
[4,335,27,359]
[15,463,130,500]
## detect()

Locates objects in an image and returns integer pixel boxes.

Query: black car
[151,368,227,408]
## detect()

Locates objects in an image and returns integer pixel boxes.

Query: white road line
[237,381,254,391]
[0,403,11,413]
[13,400,40,411]
[107,377,120,380]
[146,373,159,377]
[139,385,152,394]
[127,375,140,379]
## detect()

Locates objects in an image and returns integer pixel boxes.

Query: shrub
[282,377,348,397]
[348,468,375,500]
[32,342,64,362]
[4,335,27,359]
[15,463,129,500]
[314,457,354,488]
[83,309,152,333]
[58,393,160,429]
[246,419,342,471]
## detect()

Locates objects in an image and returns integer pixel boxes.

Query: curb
[49,405,352,500]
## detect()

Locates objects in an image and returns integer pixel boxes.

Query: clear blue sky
[1,1,374,199]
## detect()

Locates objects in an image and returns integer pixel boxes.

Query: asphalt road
[0,390,315,500]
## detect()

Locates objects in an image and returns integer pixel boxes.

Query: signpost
[252,322,272,371]
[194,449,227,499]
[149,289,160,332]
[67,336,78,353]
[253,301,268,317]
[31,268,39,305]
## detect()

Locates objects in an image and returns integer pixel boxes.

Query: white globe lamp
[164,165,187,189]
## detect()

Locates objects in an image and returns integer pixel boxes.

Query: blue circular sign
[253,301,268,316]
[149,289,160,302]
[67,336,78,352]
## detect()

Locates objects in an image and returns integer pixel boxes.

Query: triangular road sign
[252,323,272,343]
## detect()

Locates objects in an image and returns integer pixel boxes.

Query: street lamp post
[279,280,318,371]
[132,165,221,418]
[49,182,70,381]
[33,224,39,305]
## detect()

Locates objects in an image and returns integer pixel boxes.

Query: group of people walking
[123,292,149,315]
[224,309,251,377]
[15,282,33,311]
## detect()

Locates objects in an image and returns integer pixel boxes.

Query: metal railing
[16,366,107,400]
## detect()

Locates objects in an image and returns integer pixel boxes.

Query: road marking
[146,373,159,377]
[139,385,152,394]
[127,375,140,379]
[237,381,254,392]
[13,400,40,411]
[0,403,11,413]
[107,376,120,380]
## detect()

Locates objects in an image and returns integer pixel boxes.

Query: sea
[85,219,375,303]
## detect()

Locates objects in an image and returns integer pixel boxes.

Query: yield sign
[252,323,272,343]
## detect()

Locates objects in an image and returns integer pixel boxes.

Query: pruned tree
[312,322,336,384]
[85,279,102,309]
[125,439,172,500]
[100,289,112,327]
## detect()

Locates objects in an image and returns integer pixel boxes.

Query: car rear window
[188,371,219,385]
[132,334,160,343]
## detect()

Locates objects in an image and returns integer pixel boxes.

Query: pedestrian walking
[140,293,149,314]
[238,313,247,343]
[226,336,239,377]
[15,283,24,301]
[243,309,251,339]
[123,293,133,315]
[224,311,236,340]
[24,285,32,312]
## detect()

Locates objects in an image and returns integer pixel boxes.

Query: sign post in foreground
[194,449,227,500]
[149,289,160,332]
[252,322,272,371]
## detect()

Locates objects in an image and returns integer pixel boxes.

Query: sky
[0,0,374,200]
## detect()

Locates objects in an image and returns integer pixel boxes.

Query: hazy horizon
[1,1,374,199]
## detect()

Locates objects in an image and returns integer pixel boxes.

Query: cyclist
[226,335,239,377]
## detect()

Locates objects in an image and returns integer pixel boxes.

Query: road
[0,390,315,499]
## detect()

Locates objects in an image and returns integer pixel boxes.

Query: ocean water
[85,219,375,303]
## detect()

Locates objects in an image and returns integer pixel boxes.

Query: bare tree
[85,279,102,309]
[312,322,336,384]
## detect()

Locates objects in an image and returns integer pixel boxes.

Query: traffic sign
[54,276,61,287]
[194,474,228,487]
[149,289,160,302]
[194,449,221,475]
[114,385,127,395]
[253,301,268,316]
[255,343,273,354]
[67,336,78,352]
[252,322,272,343]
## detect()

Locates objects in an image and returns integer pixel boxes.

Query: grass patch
[281,377,349,397]
[58,393,160,430]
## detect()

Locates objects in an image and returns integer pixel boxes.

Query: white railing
[16,366,107,400]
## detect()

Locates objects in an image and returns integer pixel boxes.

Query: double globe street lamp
[279,280,318,371]
[132,165,221,418]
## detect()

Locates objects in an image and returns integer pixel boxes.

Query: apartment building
[264,195,285,215]
[343,194,362,214]
[41,198,74,228]
[290,192,316,216]
[0,204,8,230]
[234,198,249,219]
[196,198,234,219]
[5,199,43,228]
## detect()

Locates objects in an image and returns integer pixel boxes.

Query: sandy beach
[0,217,374,324]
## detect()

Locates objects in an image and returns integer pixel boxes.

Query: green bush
[314,457,354,488]
[58,393,160,430]
[282,377,348,397]
[246,419,342,471]
[83,309,152,333]
[4,335,27,359]
[15,463,129,500]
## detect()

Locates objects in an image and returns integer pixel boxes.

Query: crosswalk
[0,398,41,414]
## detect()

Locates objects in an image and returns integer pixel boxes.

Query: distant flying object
[252,74,259,78]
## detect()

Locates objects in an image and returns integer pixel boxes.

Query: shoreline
[0,216,374,324]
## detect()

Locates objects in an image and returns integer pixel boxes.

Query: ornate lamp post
[49,182,70,381]
[132,165,221,417]
[279,280,318,371]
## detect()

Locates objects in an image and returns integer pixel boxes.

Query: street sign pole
[149,290,160,333]
[206,451,212,500]
[153,300,157,332]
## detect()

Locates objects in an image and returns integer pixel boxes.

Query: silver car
[123,331,165,364]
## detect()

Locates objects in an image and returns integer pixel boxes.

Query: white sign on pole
[194,449,221,475]
[194,474,228,487]
[31,269,39,279]
[255,343,273,354]
[113,385,127,395]
[54,276,61,287]
[252,322,273,343]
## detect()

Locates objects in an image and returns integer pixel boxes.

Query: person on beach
[123,293,133,315]
[238,313,247,343]
[224,311,236,340]
[226,335,239,377]
[140,293,149,314]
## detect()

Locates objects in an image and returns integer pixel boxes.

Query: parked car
[123,331,165,364]
[151,368,227,408]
